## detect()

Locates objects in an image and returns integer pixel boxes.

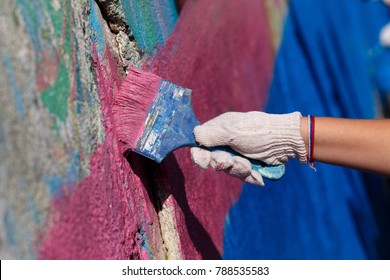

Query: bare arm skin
[300,117,390,176]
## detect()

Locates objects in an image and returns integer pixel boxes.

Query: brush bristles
[112,66,163,153]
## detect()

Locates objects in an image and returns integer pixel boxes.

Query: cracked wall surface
[0,0,284,259]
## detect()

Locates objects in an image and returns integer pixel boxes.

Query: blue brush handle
[209,146,285,180]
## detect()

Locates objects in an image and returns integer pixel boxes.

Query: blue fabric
[223,0,390,259]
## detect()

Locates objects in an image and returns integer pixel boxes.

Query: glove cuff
[265,111,307,165]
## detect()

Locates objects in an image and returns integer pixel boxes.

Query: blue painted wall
[224,0,390,259]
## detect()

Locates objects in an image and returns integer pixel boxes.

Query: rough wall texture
[4,0,388,261]
[0,0,284,259]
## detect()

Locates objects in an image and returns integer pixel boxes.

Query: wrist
[269,112,307,164]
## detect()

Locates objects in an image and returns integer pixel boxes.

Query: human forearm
[191,112,390,187]
[300,117,390,175]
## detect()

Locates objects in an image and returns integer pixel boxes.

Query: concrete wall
[0,0,284,259]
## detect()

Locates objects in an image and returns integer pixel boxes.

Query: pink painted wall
[0,0,280,259]
[39,48,163,259]
[146,0,275,259]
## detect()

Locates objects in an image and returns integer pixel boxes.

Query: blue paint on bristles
[112,67,285,180]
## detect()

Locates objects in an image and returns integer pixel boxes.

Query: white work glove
[190,111,307,186]
[190,147,266,186]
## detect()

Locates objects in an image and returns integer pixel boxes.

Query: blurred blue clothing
[224,0,390,259]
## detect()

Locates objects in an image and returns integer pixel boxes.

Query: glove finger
[190,147,211,169]
[193,112,240,147]
[209,150,234,171]
[194,125,231,147]
[226,156,252,178]
[243,170,265,186]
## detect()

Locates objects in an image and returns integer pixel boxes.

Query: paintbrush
[112,66,285,180]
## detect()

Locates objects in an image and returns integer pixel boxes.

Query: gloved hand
[190,147,266,186]
[190,111,307,186]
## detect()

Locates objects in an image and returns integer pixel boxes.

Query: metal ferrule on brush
[135,80,200,163]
